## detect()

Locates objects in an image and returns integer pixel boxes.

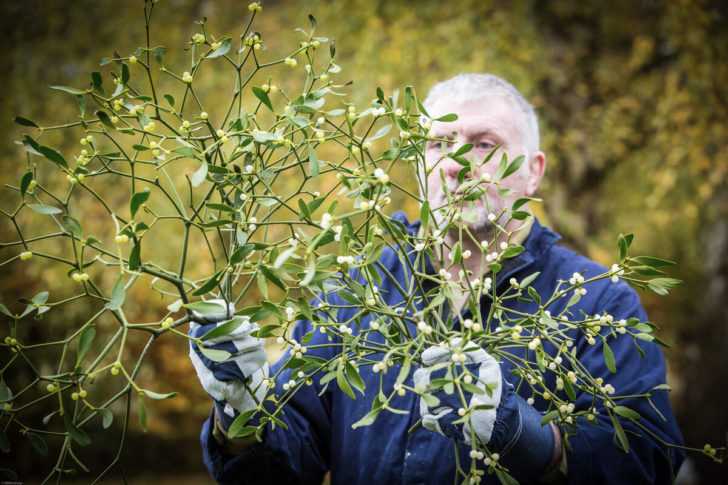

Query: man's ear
[525,151,546,196]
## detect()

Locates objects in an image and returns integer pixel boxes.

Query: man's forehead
[427,94,512,118]
[428,95,517,137]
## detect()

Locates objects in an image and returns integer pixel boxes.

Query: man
[189,73,684,484]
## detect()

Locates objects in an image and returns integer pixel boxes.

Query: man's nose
[442,140,478,181]
[442,156,465,181]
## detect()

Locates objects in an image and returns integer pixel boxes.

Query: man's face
[423,95,544,239]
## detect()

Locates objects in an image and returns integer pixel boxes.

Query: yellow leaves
[627,35,655,73]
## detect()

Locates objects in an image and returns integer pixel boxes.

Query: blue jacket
[200,213,684,484]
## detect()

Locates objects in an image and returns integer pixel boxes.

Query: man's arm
[539,423,568,484]
[210,406,258,455]
[415,338,560,483]
[198,316,335,485]
[560,282,685,484]
[415,278,683,483]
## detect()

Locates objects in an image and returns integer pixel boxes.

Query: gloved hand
[188,299,269,429]
[413,338,555,482]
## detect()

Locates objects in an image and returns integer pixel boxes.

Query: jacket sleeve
[563,281,685,485]
[198,211,419,484]
[200,316,336,485]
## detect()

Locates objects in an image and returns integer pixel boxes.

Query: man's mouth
[446,182,466,196]
[451,186,484,199]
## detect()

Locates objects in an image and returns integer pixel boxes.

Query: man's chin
[428,199,497,237]
[448,210,497,242]
[461,217,495,240]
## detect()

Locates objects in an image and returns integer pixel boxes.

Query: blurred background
[0,0,726,483]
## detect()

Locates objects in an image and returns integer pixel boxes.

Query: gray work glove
[413,338,555,482]
[188,300,268,428]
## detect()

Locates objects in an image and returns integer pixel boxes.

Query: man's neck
[432,214,534,313]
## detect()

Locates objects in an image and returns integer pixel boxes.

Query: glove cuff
[488,390,556,483]
[214,400,240,430]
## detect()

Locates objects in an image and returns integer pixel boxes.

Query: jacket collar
[391,211,562,325]
[498,217,561,286]
[393,210,561,282]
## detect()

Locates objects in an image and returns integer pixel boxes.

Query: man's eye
[428,139,452,151]
[477,142,494,150]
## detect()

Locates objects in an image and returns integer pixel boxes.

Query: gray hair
[423,73,540,153]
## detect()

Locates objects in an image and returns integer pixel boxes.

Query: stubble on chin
[458,210,497,242]
[429,195,497,243]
